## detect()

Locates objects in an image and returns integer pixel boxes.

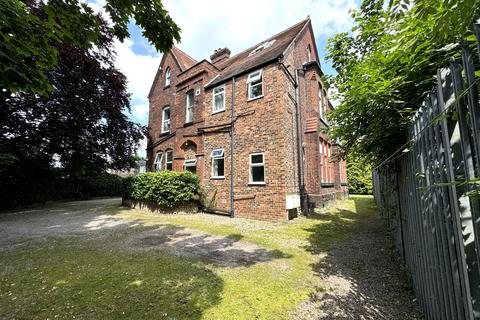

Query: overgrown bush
[123,171,200,207]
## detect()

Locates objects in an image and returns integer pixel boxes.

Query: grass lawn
[0,195,377,319]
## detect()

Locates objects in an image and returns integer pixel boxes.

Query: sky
[87,0,360,155]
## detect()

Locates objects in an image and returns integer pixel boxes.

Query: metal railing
[373,24,480,319]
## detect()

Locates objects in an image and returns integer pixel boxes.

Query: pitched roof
[171,46,197,71]
[205,18,309,89]
[148,46,198,99]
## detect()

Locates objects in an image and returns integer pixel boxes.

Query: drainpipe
[230,77,236,217]
[294,68,306,213]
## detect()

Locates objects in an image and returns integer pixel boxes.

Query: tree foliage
[1,18,144,177]
[326,0,480,163]
[0,6,144,208]
[346,153,373,194]
[0,0,180,94]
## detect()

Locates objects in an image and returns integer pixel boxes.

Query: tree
[326,0,480,163]
[0,0,180,94]
[1,17,143,178]
[346,153,373,195]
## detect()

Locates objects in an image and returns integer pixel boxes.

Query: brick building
[146,17,348,221]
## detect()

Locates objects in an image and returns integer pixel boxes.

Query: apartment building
[147,17,348,221]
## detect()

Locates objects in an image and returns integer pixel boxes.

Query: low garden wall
[122,171,201,215]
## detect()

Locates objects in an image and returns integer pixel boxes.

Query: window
[319,141,324,183]
[154,152,163,172]
[307,44,312,62]
[165,150,173,170]
[319,139,333,184]
[247,69,263,100]
[319,88,325,120]
[162,106,170,133]
[184,158,197,174]
[186,91,194,123]
[165,67,171,87]
[249,40,276,56]
[211,148,225,178]
[249,153,265,184]
[212,86,225,113]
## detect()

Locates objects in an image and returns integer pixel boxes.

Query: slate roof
[171,46,198,71]
[205,18,309,89]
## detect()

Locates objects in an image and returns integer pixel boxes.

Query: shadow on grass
[296,196,422,319]
[128,224,293,268]
[0,242,224,319]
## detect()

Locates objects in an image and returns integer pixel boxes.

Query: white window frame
[162,106,170,133]
[211,148,225,179]
[319,89,325,120]
[154,152,163,172]
[319,140,324,183]
[249,152,265,184]
[247,69,263,100]
[165,150,173,170]
[212,85,225,113]
[186,90,194,123]
[183,158,197,173]
[165,67,171,87]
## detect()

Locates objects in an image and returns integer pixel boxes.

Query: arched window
[165,67,171,87]
[162,106,170,133]
[154,152,163,172]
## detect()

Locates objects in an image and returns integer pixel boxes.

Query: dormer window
[247,69,263,100]
[249,40,276,56]
[165,67,171,87]
[162,106,170,133]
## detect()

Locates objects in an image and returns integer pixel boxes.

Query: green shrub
[123,171,200,207]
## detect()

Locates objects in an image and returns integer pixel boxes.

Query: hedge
[0,169,126,210]
[123,171,200,208]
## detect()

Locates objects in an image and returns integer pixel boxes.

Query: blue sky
[87,0,360,155]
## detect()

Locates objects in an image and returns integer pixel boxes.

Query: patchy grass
[0,195,377,319]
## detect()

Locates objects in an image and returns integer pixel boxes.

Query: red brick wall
[146,21,347,221]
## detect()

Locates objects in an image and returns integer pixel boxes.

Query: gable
[148,47,198,99]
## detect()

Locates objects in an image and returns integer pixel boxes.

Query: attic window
[249,40,276,56]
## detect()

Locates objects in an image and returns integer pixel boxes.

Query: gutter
[230,77,236,217]
[280,60,306,213]
[295,68,306,213]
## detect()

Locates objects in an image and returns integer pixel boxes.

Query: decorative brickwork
[146,17,348,221]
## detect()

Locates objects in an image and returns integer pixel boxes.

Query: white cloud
[163,0,358,61]
[113,38,160,111]
[85,0,358,157]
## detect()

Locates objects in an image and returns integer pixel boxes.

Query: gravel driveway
[0,198,284,267]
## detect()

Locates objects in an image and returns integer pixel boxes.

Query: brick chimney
[210,47,231,66]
